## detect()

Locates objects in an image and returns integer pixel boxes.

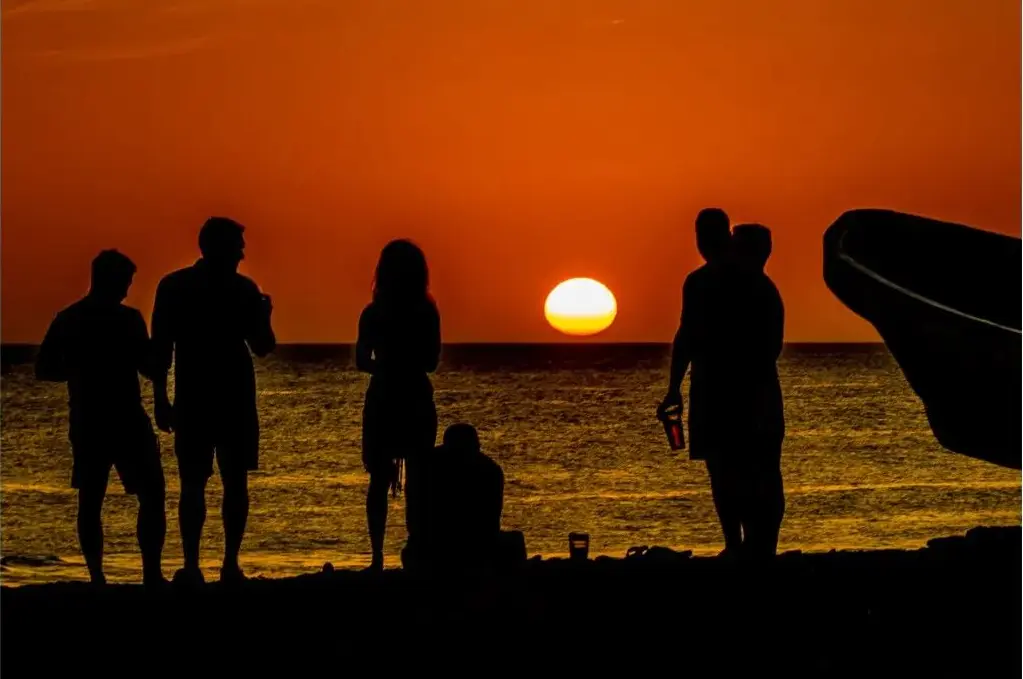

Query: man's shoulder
[122,305,148,329]
[686,263,720,282]
[54,299,143,329]
[157,266,196,290]
[359,302,378,323]
[683,264,722,292]
[480,453,503,478]
[421,298,439,320]
[231,272,261,295]
[57,298,89,318]
[158,266,258,292]
[57,297,109,322]
[751,272,781,297]
[111,303,145,321]
[49,300,82,332]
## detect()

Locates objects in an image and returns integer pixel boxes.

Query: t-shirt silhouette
[410,445,504,558]
[151,259,274,427]
[37,295,152,445]
[680,262,784,457]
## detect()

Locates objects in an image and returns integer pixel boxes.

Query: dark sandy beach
[2,526,1018,674]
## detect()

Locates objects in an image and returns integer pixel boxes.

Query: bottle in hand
[659,403,685,451]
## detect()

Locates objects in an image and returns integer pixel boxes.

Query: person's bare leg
[761,462,785,558]
[179,476,207,573]
[740,454,784,561]
[221,468,249,576]
[366,471,390,570]
[707,458,742,553]
[77,480,108,584]
[137,478,166,585]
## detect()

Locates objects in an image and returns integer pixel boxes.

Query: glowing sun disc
[544,278,618,336]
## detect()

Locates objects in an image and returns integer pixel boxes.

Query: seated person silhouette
[402,424,525,572]
[35,250,166,586]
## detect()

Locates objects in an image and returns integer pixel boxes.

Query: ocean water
[1,344,1019,585]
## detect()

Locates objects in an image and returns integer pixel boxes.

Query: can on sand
[569,532,589,560]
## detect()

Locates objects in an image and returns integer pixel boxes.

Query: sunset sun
[544,278,617,336]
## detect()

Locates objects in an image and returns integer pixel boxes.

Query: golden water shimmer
[1,344,1018,584]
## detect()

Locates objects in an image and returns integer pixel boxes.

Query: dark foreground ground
[2,526,1019,675]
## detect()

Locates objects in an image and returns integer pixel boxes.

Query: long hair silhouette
[373,239,430,307]
[358,239,441,571]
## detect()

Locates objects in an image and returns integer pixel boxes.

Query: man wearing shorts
[151,217,275,585]
[36,250,166,586]
[660,208,743,554]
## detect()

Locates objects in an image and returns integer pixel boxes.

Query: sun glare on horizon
[544,278,617,336]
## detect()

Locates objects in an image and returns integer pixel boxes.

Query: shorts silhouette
[174,414,259,481]
[71,415,163,495]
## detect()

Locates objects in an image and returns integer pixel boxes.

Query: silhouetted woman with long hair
[357,240,440,571]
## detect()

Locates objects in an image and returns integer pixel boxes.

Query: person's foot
[172,567,205,589]
[364,553,384,573]
[219,564,247,586]
[625,546,649,559]
[88,572,107,587]
[143,569,168,589]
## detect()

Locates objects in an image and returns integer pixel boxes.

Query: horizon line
[1,340,886,349]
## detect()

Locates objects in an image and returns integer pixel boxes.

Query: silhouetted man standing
[660,208,743,554]
[661,215,787,559]
[36,250,166,585]
[728,224,785,558]
[152,217,275,585]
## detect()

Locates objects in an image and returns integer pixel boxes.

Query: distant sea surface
[2,343,1019,585]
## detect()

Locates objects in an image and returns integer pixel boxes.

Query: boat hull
[824,209,1021,468]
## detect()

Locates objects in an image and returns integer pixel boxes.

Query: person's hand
[154,395,175,433]
[657,392,682,419]
[261,294,273,317]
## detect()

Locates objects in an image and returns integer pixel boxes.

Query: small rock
[926,536,963,551]
[647,546,691,562]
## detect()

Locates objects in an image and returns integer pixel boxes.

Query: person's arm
[150,279,175,432]
[664,279,694,404]
[750,278,784,365]
[35,314,68,382]
[768,284,784,362]
[421,303,441,374]
[246,281,276,358]
[483,460,504,534]
[492,465,504,533]
[355,306,376,374]
[132,310,155,382]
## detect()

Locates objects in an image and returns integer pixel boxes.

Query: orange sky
[2,0,1020,343]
